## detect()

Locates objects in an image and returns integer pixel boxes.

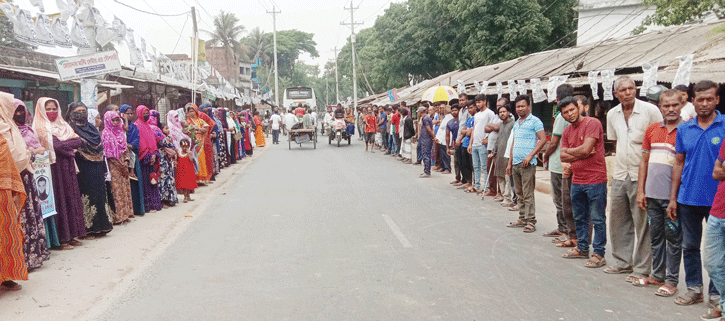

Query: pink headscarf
[133,105,157,159]
[166,109,190,150]
[149,109,165,142]
[13,99,42,149]
[101,110,126,159]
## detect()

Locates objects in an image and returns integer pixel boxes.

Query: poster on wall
[32,152,57,219]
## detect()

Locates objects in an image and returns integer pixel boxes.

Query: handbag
[233,131,243,141]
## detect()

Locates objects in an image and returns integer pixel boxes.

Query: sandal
[551,236,569,244]
[68,239,83,246]
[701,305,722,320]
[556,239,577,248]
[675,289,704,306]
[0,281,22,291]
[523,223,536,233]
[507,220,525,228]
[58,243,74,250]
[624,275,641,283]
[543,229,564,237]
[603,266,633,274]
[464,188,479,193]
[585,254,607,268]
[632,277,665,287]
[562,248,589,259]
[655,283,678,297]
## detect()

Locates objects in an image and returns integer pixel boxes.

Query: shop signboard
[55,50,122,81]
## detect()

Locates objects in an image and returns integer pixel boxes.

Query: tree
[204,10,246,63]
[241,27,270,63]
[271,30,319,79]
[635,0,725,34]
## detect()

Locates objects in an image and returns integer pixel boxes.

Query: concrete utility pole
[332,47,340,104]
[267,5,281,108]
[191,7,198,105]
[341,2,362,111]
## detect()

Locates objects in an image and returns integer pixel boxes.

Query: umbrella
[421,86,459,103]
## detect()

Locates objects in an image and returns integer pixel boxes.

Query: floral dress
[158,136,178,205]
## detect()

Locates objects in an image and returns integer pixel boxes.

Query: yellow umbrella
[421,86,458,103]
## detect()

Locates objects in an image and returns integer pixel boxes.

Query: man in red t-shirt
[364,107,377,152]
[391,105,401,157]
[559,97,608,270]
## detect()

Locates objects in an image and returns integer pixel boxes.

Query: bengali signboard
[32,152,56,219]
[55,50,122,81]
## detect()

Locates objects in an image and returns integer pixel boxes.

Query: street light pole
[342,2,362,110]
[267,5,281,108]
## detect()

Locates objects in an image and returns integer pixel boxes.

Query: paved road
[104,136,701,321]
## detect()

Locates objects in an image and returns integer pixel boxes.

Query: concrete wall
[575,0,658,46]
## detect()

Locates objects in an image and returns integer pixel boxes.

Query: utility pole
[341,2,362,111]
[325,74,329,106]
[332,47,340,104]
[191,7,198,105]
[267,5,281,108]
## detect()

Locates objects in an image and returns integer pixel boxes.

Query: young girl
[175,138,197,203]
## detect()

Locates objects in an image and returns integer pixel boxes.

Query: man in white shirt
[309,107,317,130]
[675,84,697,122]
[270,111,282,144]
[605,76,662,278]
[435,105,453,173]
[323,106,334,135]
[468,94,498,194]
[284,108,297,135]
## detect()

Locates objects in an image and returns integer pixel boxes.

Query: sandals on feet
[507,220,525,228]
[701,305,722,320]
[655,283,677,297]
[632,277,665,287]
[543,229,564,237]
[0,281,22,291]
[556,239,577,248]
[585,254,606,268]
[523,223,536,233]
[562,248,589,259]
[603,266,633,274]
[675,290,704,306]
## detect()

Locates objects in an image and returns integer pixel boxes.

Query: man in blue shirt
[669,80,724,307]
[418,106,435,177]
[506,95,547,233]
[378,106,388,152]
[460,103,477,190]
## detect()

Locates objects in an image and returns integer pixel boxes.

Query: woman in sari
[202,106,220,180]
[1,94,48,270]
[67,102,113,237]
[0,133,28,291]
[214,108,229,169]
[134,105,162,212]
[232,112,245,160]
[241,111,253,156]
[33,98,86,249]
[253,111,265,147]
[15,99,59,250]
[224,109,237,165]
[186,103,214,184]
[101,110,133,224]
[120,104,145,217]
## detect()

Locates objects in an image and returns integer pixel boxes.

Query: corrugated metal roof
[360,20,725,104]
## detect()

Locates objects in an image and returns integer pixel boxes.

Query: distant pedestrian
[270,111,282,144]
[364,107,377,153]
[401,108,414,163]
[418,106,435,178]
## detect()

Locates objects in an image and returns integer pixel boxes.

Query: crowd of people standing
[361,77,725,320]
[0,94,262,292]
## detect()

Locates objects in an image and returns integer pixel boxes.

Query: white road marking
[381,214,413,248]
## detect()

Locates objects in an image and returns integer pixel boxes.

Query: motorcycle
[328,118,352,147]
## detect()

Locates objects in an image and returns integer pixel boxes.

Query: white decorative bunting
[70,18,90,49]
[496,82,503,99]
[672,54,694,87]
[531,78,546,103]
[457,80,465,95]
[34,14,55,47]
[517,80,527,96]
[640,61,659,98]
[588,71,600,100]
[601,69,616,101]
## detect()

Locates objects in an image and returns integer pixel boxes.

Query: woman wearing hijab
[1,94,49,271]
[224,109,237,165]
[185,103,213,184]
[253,111,265,147]
[66,102,113,236]
[241,110,253,156]
[134,105,163,212]
[33,98,86,249]
[120,104,145,217]
[0,133,28,291]
[215,108,230,169]
[202,106,220,180]
[101,110,133,224]
[231,111,243,161]
[152,111,178,207]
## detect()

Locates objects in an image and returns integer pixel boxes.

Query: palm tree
[204,10,246,71]
[241,27,271,64]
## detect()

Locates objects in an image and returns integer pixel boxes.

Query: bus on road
[282,86,317,111]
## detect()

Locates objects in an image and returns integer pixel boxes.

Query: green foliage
[335,0,577,98]
[204,10,246,59]
[635,0,725,34]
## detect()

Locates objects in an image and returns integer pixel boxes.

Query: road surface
[90,137,701,320]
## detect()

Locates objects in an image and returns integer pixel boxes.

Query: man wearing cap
[675,84,697,122]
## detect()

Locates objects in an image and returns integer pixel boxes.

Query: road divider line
[381,214,413,248]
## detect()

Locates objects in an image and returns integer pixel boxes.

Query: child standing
[176,138,198,203]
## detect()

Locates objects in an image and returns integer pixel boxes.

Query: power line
[361,0,392,21]
[112,0,189,16]
[172,13,191,53]
[138,0,190,45]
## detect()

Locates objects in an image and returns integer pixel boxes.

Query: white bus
[282,86,317,112]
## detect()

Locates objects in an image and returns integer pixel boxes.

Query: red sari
[0,135,28,282]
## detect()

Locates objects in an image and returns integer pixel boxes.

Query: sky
[11,0,402,70]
